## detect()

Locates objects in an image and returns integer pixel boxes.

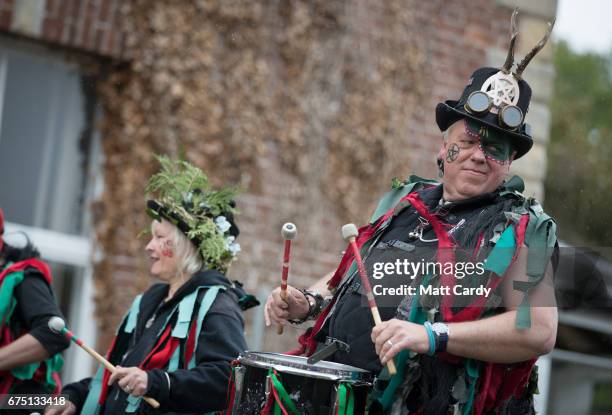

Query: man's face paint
[441,119,513,200]
[446,143,460,163]
[464,119,513,164]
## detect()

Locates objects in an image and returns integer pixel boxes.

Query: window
[0,37,101,383]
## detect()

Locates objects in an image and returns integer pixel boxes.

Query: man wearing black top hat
[266,10,558,414]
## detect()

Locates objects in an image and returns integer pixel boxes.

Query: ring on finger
[387,339,394,348]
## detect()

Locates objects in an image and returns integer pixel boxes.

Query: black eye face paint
[446,143,460,162]
[465,119,513,164]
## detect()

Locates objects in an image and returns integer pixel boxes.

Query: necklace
[408,216,467,243]
[145,300,166,329]
[408,216,436,242]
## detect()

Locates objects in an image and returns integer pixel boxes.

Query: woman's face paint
[162,240,174,258]
[145,220,179,281]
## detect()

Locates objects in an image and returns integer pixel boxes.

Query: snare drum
[228,352,373,414]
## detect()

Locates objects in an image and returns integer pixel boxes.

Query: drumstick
[48,317,160,409]
[341,224,397,375]
[277,222,297,334]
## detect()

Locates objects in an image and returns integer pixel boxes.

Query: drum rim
[238,351,373,383]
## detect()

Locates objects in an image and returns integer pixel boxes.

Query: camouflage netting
[92,0,430,347]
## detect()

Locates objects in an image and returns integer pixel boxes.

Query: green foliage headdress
[145,155,240,272]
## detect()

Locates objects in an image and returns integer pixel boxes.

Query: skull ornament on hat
[436,9,555,159]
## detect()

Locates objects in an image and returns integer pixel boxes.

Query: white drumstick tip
[281,222,297,240]
[341,223,358,241]
[48,316,66,333]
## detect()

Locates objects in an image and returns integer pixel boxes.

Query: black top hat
[435,67,533,159]
[435,9,554,160]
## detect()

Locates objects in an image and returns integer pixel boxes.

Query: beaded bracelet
[423,321,437,356]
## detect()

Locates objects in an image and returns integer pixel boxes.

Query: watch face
[432,322,449,335]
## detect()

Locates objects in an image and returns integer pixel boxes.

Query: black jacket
[63,270,247,414]
[1,258,70,397]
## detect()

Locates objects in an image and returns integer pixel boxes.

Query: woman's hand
[44,400,76,415]
[371,318,430,364]
[108,366,149,397]
[264,285,310,326]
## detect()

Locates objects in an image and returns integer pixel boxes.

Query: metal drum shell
[230,351,373,415]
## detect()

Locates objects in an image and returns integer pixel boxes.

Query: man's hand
[264,285,310,326]
[44,400,77,415]
[108,366,149,397]
[371,319,430,364]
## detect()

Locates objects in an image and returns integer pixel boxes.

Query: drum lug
[265,374,272,401]
[332,384,340,414]
[231,366,245,415]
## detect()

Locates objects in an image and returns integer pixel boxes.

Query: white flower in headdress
[215,216,231,234]
[229,241,241,255]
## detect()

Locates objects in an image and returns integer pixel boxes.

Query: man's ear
[437,157,444,177]
[437,143,446,161]
[437,143,446,176]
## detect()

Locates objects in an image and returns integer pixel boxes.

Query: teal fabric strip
[188,286,224,369]
[0,268,24,326]
[378,350,410,411]
[125,394,142,413]
[44,354,64,391]
[515,207,557,329]
[172,289,199,339]
[125,294,143,334]
[168,344,181,372]
[11,361,38,380]
[377,274,432,411]
[483,225,516,276]
[463,359,480,415]
[81,366,104,415]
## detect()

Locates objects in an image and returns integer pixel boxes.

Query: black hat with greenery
[145,155,240,272]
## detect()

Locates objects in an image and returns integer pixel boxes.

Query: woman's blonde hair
[152,220,203,277]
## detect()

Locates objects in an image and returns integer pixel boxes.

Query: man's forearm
[446,307,557,363]
[0,333,50,371]
[308,272,334,297]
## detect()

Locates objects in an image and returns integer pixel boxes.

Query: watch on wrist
[288,289,323,325]
[431,322,450,353]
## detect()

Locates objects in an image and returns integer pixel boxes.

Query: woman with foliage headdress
[48,156,256,414]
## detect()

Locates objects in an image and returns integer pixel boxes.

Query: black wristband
[287,290,324,325]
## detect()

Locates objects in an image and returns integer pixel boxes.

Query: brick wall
[0,0,124,58]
